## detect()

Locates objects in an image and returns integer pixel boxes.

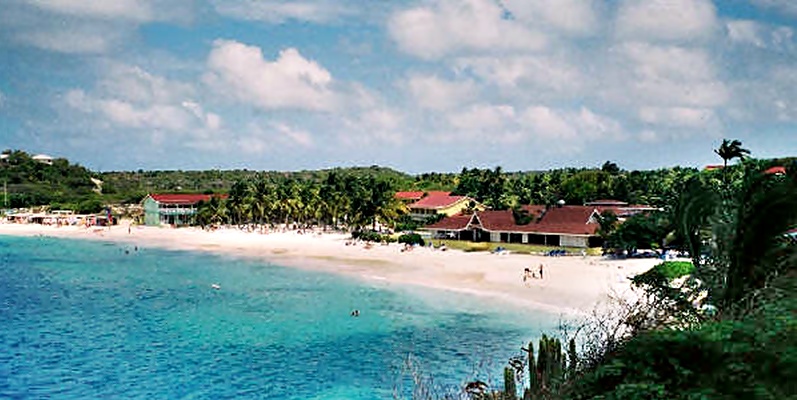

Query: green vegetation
[351,230,394,243]
[398,233,425,246]
[194,172,409,231]
[462,140,797,400]
[434,239,601,255]
[632,261,694,283]
[0,150,101,210]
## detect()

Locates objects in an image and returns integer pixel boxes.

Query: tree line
[194,172,407,232]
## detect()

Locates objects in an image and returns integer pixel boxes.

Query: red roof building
[423,203,653,248]
[405,191,484,221]
[395,191,426,202]
[764,166,786,175]
[149,193,227,205]
[409,192,465,209]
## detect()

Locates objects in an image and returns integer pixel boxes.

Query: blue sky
[1,0,796,173]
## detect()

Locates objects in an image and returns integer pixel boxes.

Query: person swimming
[211,283,221,290]
[351,309,360,317]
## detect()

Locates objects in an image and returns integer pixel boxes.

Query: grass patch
[433,239,601,255]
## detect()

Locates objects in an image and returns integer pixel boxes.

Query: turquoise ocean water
[0,235,555,399]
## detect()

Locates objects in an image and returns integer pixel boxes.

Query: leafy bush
[352,230,390,242]
[632,261,694,286]
[565,299,797,399]
[398,233,425,246]
[394,214,419,232]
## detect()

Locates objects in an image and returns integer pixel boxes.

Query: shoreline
[0,223,658,317]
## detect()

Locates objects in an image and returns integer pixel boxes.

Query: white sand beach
[0,223,659,316]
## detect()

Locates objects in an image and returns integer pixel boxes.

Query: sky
[1,0,796,173]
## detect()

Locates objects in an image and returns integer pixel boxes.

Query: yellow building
[406,191,484,221]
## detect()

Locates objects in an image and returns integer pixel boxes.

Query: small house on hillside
[142,193,227,227]
[403,191,485,221]
[32,154,53,165]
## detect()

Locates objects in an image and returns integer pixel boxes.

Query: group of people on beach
[522,264,544,287]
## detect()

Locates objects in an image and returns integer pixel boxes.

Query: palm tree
[675,152,797,314]
[714,139,750,169]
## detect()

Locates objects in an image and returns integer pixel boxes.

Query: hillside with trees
[0,150,103,213]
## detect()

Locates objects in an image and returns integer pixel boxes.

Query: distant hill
[0,150,99,210]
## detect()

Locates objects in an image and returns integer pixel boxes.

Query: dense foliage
[194,172,409,231]
[0,150,101,210]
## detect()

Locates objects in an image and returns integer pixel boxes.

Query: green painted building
[142,194,222,226]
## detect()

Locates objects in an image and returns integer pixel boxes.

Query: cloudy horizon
[1,0,796,173]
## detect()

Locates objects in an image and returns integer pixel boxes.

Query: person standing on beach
[539,264,544,280]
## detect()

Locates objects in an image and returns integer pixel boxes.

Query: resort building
[403,191,484,221]
[142,193,226,227]
[423,202,656,248]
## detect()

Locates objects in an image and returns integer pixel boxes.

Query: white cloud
[204,40,336,111]
[733,65,797,122]
[16,25,122,54]
[28,0,154,21]
[182,101,222,131]
[503,0,601,36]
[455,55,587,96]
[342,107,404,145]
[638,106,718,128]
[619,42,716,82]
[727,20,766,48]
[102,63,196,105]
[273,123,314,147]
[448,104,515,131]
[601,42,728,110]
[63,64,221,135]
[726,20,795,52]
[751,0,797,17]
[520,106,622,141]
[405,75,476,110]
[436,103,622,146]
[615,0,719,42]
[211,0,351,23]
[388,0,546,59]
[3,0,191,54]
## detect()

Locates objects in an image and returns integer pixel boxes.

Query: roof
[425,213,474,230]
[395,191,426,201]
[148,193,228,205]
[704,165,724,171]
[764,166,786,175]
[586,199,629,206]
[423,205,609,236]
[32,154,53,160]
[409,192,467,210]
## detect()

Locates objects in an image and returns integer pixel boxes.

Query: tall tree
[714,139,750,169]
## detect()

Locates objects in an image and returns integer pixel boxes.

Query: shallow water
[0,235,556,399]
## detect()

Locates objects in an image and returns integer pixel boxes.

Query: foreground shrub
[398,233,425,246]
[352,230,389,242]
